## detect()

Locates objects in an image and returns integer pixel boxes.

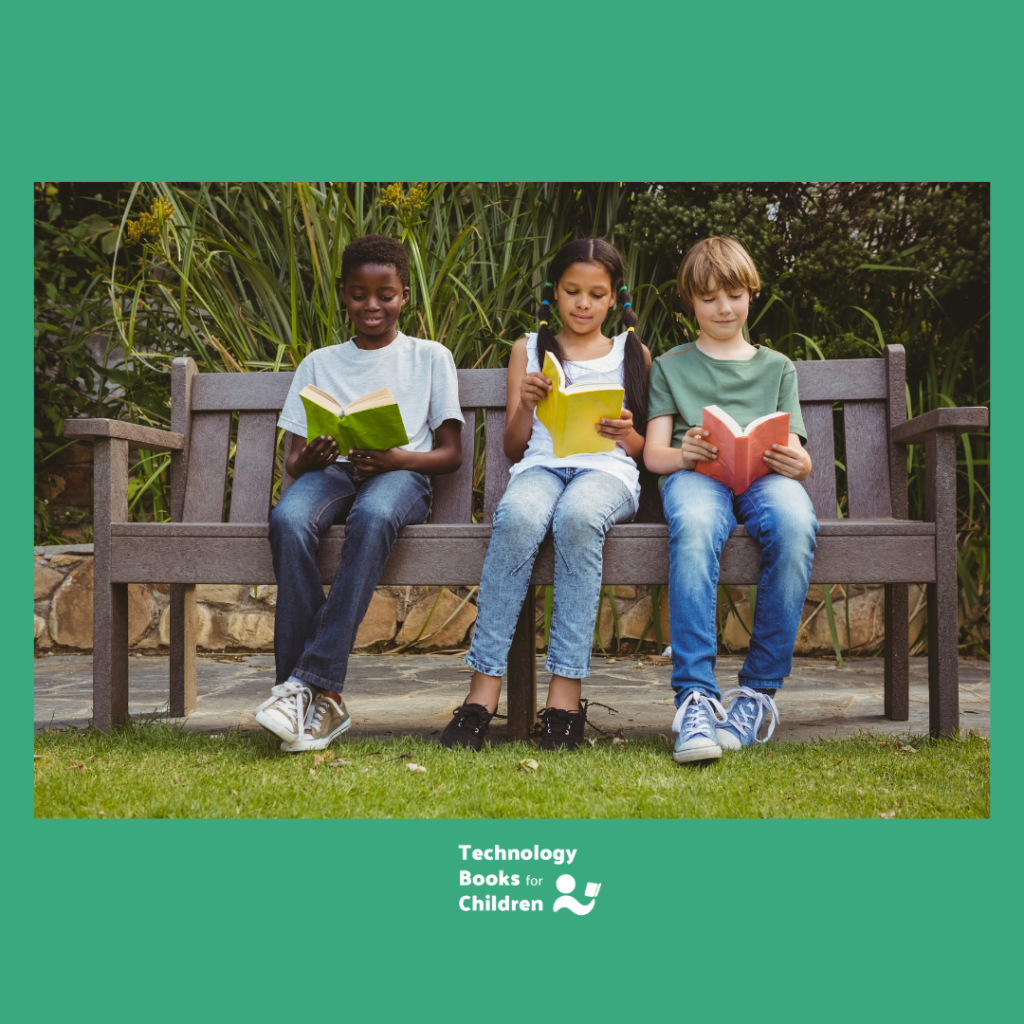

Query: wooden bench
[66,344,988,738]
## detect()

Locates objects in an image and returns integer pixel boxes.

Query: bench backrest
[169,345,908,526]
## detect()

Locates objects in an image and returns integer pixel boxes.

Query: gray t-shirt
[278,333,464,461]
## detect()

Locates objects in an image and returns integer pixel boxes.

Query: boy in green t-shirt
[644,237,819,763]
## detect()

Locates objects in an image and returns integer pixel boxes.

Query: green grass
[33,726,989,819]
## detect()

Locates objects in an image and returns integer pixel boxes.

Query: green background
[5,1,1016,1019]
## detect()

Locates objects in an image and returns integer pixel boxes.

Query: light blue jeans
[466,467,634,679]
[661,470,818,705]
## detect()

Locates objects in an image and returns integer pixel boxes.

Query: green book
[299,384,409,456]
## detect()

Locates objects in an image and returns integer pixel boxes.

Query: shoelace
[720,687,778,743]
[305,695,336,735]
[672,691,727,741]
[540,707,576,737]
[256,681,311,730]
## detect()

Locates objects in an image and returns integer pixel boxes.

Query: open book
[694,405,790,495]
[299,384,409,457]
[535,351,626,458]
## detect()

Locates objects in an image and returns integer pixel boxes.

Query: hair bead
[622,302,631,309]
[544,281,553,287]
[619,285,628,291]
[539,321,549,327]
[626,326,635,333]
[541,299,550,306]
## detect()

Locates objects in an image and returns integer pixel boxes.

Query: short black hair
[340,234,410,288]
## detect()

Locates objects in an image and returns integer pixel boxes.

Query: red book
[694,405,791,495]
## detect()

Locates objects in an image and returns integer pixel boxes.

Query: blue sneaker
[672,691,727,763]
[717,687,779,750]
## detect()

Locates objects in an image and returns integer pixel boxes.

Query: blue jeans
[466,467,634,680]
[661,470,818,704]
[268,463,431,693]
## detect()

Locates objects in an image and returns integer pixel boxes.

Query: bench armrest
[63,418,185,452]
[891,407,989,446]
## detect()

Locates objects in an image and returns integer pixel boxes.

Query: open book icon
[535,351,625,458]
[694,405,790,495]
[299,384,409,457]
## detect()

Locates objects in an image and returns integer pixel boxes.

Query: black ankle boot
[441,702,494,751]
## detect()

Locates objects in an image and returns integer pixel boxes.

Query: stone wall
[35,544,926,657]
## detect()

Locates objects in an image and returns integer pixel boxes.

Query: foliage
[34,723,989,819]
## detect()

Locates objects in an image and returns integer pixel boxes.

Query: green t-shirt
[647,343,807,490]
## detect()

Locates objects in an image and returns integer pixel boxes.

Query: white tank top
[507,332,641,513]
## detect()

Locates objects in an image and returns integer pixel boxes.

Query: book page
[299,384,344,417]
[343,387,396,415]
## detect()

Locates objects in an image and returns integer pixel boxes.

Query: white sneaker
[254,681,314,744]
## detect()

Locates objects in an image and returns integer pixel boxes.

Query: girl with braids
[443,238,651,752]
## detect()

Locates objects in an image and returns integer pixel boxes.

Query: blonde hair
[676,237,761,311]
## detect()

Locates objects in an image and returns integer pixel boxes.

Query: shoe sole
[254,707,302,745]
[280,716,352,753]
[674,742,723,763]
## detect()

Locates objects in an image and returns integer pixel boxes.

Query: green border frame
[5,1,1016,1018]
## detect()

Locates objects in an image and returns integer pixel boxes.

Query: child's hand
[348,447,409,477]
[764,441,812,480]
[520,371,552,411]
[680,426,717,468]
[295,435,339,474]
[597,407,634,443]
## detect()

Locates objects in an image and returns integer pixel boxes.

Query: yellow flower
[381,182,405,209]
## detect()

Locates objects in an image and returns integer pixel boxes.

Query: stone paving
[34,652,990,742]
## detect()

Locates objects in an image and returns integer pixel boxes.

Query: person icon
[552,874,602,915]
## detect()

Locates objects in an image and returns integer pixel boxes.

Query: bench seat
[109,519,938,586]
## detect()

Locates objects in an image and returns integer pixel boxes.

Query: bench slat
[456,368,507,408]
[431,409,477,524]
[844,400,893,518]
[483,409,513,523]
[110,527,936,586]
[192,373,293,411]
[182,412,232,522]
[795,359,885,400]
[800,402,838,520]
[230,411,278,523]
[190,368,511,412]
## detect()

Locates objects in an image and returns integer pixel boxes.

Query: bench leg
[93,582,130,732]
[925,430,960,737]
[92,436,129,732]
[506,587,537,741]
[884,583,909,720]
[169,583,197,717]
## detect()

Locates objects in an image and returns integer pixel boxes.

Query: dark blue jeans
[268,463,431,693]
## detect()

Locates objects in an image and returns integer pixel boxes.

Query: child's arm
[349,419,463,476]
[596,343,652,459]
[503,336,551,462]
[643,416,717,474]
[763,433,812,481]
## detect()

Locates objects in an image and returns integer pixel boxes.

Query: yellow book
[535,350,626,458]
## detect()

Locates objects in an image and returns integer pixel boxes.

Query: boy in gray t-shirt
[254,235,464,752]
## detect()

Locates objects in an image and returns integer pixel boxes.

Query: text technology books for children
[695,405,790,494]
[299,384,409,456]
[536,351,626,458]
